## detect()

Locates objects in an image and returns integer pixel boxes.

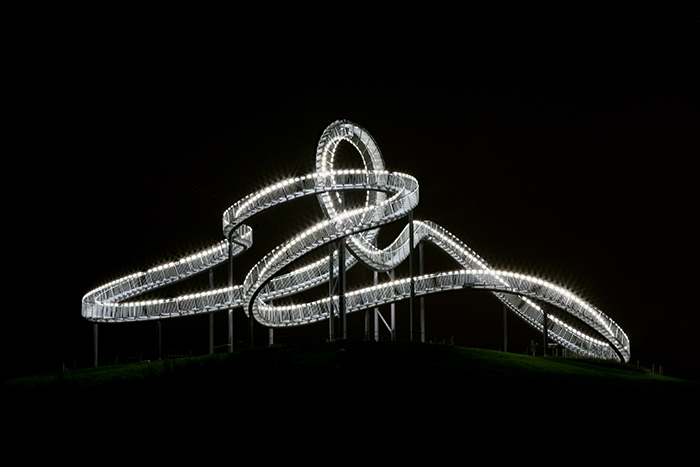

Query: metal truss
[82,120,630,362]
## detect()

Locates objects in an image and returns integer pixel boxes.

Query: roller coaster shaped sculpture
[82,120,630,362]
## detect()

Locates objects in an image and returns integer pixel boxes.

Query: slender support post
[329,243,335,342]
[365,307,370,341]
[209,313,214,355]
[228,232,234,353]
[338,236,346,340]
[389,269,395,340]
[419,240,425,343]
[268,299,274,347]
[228,310,234,352]
[542,303,549,357]
[93,323,98,367]
[157,320,162,360]
[248,297,255,350]
[209,269,214,355]
[409,211,415,341]
[338,191,346,340]
[503,304,508,353]
[373,271,379,341]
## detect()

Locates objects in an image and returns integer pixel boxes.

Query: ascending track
[82,120,630,362]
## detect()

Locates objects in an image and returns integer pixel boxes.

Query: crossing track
[82,120,630,362]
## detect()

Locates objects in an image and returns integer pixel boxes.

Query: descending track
[82,120,630,362]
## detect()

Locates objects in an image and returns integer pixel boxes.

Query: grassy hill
[3,342,700,414]
[3,341,700,443]
[7,339,695,457]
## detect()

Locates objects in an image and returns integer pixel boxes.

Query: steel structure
[82,120,630,362]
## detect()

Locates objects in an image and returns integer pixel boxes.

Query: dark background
[8,15,699,381]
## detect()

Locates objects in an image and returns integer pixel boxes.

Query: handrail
[82,120,630,362]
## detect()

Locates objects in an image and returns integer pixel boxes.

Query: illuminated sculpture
[82,120,630,362]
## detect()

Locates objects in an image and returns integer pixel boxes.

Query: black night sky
[8,18,700,382]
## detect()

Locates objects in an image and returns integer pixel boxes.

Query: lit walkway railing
[82,120,630,362]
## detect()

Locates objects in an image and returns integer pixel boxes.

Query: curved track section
[82,120,630,362]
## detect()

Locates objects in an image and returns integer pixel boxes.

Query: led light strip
[82,120,630,362]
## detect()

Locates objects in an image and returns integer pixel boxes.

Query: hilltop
[6,340,696,428]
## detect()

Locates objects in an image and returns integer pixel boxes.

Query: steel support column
[209,269,214,355]
[373,271,379,341]
[338,236,346,339]
[365,307,370,340]
[503,304,508,353]
[248,295,255,349]
[228,232,234,353]
[93,323,98,367]
[419,239,425,343]
[542,303,549,357]
[268,299,274,346]
[389,269,395,340]
[338,192,346,339]
[327,192,347,341]
[329,242,335,342]
[409,211,415,341]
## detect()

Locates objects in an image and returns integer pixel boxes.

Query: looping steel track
[82,120,630,362]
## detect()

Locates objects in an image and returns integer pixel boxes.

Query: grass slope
[7,341,696,406]
[7,341,695,449]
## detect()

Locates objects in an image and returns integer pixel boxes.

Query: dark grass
[6,340,697,431]
[7,339,696,393]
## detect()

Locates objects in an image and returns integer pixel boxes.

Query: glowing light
[82,120,630,362]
